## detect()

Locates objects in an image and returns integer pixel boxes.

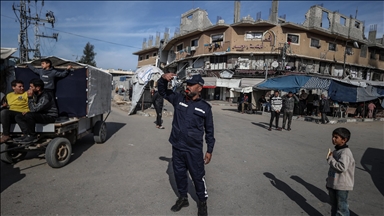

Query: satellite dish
[271,61,279,68]
[353,41,359,48]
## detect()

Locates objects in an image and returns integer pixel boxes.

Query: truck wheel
[93,121,107,144]
[0,144,27,164]
[45,137,72,168]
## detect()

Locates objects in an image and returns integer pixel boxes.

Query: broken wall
[180,8,213,34]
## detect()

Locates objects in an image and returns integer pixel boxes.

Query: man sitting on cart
[0,80,30,143]
[13,78,58,144]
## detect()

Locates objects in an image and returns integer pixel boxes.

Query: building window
[245,31,263,40]
[176,43,183,52]
[153,52,157,57]
[346,47,353,55]
[329,42,336,51]
[310,38,320,48]
[211,34,224,43]
[380,50,384,61]
[191,39,199,47]
[354,21,360,28]
[370,49,376,59]
[139,56,143,61]
[340,16,346,26]
[287,34,299,44]
[145,54,149,59]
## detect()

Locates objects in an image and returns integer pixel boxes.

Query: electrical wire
[44,26,142,49]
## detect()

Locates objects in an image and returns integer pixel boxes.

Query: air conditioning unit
[190,46,196,51]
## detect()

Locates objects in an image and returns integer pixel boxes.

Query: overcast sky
[1,1,383,71]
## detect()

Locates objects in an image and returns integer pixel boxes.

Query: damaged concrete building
[133,0,384,102]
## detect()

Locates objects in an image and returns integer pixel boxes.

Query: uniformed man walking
[158,73,215,216]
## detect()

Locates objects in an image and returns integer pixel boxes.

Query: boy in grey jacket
[326,127,355,216]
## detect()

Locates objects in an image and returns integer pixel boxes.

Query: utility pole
[13,0,57,63]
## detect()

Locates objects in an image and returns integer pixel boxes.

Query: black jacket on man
[157,77,215,153]
[28,90,58,118]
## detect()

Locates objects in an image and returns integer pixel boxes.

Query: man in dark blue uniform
[158,73,215,216]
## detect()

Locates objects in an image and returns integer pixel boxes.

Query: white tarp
[1,48,17,59]
[128,65,164,115]
[216,78,241,88]
[241,78,265,87]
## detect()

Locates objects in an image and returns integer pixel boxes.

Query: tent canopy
[254,74,384,102]
[1,48,17,60]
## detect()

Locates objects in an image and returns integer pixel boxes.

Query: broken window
[287,34,299,44]
[354,21,360,28]
[176,43,183,52]
[360,45,367,58]
[245,32,263,40]
[145,54,149,59]
[321,11,330,29]
[211,34,224,43]
[153,52,157,57]
[139,56,143,61]
[187,14,193,20]
[380,50,384,61]
[310,38,320,47]
[340,16,346,26]
[191,39,199,47]
[329,42,336,51]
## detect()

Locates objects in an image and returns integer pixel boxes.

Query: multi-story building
[133,0,384,104]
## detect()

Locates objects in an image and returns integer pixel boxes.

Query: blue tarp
[328,81,384,102]
[255,75,384,103]
[256,75,311,93]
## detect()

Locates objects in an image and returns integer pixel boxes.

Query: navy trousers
[172,147,208,201]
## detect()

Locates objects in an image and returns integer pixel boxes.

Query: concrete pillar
[234,1,241,23]
[269,0,279,24]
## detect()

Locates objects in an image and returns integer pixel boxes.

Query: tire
[45,137,72,168]
[0,143,27,164]
[93,121,107,144]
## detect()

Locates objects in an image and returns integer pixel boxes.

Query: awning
[1,47,17,60]
[203,77,217,88]
[234,86,253,93]
[216,78,241,88]
[241,78,265,87]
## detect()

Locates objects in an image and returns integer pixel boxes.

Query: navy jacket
[28,64,69,90]
[158,77,215,153]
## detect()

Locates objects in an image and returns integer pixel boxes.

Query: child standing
[326,127,355,216]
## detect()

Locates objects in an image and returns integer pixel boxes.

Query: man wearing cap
[158,72,215,216]
[282,91,299,131]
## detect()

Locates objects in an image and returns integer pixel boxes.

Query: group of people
[0,59,72,144]
[261,90,335,131]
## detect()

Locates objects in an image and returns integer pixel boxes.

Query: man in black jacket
[14,79,58,144]
[151,87,164,129]
[158,73,215,216]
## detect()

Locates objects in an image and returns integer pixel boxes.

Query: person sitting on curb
[0,80,30,143]
[14,79,58,144]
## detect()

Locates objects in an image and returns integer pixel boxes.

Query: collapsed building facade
[133,0,384,103]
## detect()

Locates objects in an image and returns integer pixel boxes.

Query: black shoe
[268,128,272,131]
[19,135,38,144]
[277,127,282,131]
[282,127,285,130]
[13,135,27,142]
[287,128,291,131]
[198,201,208,216]
[171,197,189,212]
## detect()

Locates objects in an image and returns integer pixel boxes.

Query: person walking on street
[282,91,299,131]
[0,80,30,143]
[268,91,282,131]
[319,94,330,124]
[158,73,215,216]
[151,88,164,129]
[241,94,249,114]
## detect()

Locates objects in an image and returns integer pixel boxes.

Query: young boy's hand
[326,148,332,159]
